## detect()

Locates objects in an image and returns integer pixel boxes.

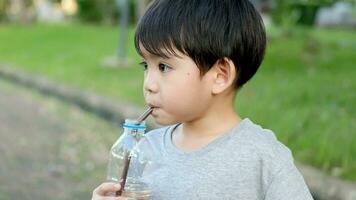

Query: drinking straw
[116,107,153,196]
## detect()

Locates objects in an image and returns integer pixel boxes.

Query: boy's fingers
[93,197,127,200]
[100,197,127,200]
[114,198,127,200]
[93,182,121,196]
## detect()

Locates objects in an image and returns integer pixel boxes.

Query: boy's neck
[183,91,240,137]
[172,96,241,152]
[182,108,241,138]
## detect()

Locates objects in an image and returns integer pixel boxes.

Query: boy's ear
[210,58,237,94]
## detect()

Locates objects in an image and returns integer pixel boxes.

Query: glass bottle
[107,119,152,200]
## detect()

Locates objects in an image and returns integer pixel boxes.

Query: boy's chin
[153,117,179,126]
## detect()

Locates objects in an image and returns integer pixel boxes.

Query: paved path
[0,79,119,200]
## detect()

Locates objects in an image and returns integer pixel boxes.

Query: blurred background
[0,0,355,199]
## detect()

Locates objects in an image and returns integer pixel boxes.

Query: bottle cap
[123,119,146,130]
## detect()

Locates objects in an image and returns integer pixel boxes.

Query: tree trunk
[117,0,129,59]
[136,0,150,22]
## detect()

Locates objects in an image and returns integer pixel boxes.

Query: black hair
[135,0,266,89]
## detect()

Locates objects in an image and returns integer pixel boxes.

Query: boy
[92,0,314,199]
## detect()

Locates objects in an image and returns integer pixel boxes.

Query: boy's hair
[135,0,266,89]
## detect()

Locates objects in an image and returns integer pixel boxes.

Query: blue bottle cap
[123,119,146,130]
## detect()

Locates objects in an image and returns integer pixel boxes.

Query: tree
[117,0,129,59]
[76,0,118,24]
[271,0,339,26]
[0,0,10,22]
[135,0,150,20]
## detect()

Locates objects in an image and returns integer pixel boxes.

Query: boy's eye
[139,61,148,71]
[158,63,171,73]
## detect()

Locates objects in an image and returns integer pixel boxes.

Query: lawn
[0,23,355,181]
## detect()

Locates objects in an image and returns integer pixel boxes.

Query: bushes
[271,1,337,26]
[76,0,137,25]
[0,0,9,22]
[76,0,118,24]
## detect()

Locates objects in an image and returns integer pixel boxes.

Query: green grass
[237,27,356,180]
[0,23,144,104]
[0,23,355,181]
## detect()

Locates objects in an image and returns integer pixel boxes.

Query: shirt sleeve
[264,161,314,200]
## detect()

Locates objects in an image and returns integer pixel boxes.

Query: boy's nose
[144,73,159,94]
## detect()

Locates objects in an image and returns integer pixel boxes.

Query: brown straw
[135,107,154,125]
[116,107,153,196]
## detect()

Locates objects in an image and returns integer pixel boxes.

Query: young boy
[92,0,314,199]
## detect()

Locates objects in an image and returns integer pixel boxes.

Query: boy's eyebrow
[139,44,181,60]
[140,52,173,61]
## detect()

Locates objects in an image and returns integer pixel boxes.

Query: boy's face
[141,47,213,125]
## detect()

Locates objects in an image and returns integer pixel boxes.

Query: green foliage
[76,0,119,24]
[76,0,138,25]
[0,0,9,22]
[271,0,339,26]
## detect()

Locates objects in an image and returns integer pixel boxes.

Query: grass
[0,23,144,104]
[0,23,355,181]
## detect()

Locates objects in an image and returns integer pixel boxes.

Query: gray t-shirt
[140,118,314,200]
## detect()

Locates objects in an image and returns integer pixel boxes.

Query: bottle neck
[123,119,146,139]
[124,128,145,139]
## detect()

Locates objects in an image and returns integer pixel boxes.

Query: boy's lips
[147,104,160,116]
[147,103,159,108]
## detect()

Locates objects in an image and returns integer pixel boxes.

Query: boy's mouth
[147,103,160,116]
[147,103,158,108]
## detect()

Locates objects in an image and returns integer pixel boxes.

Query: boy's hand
[92,182,127,200]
